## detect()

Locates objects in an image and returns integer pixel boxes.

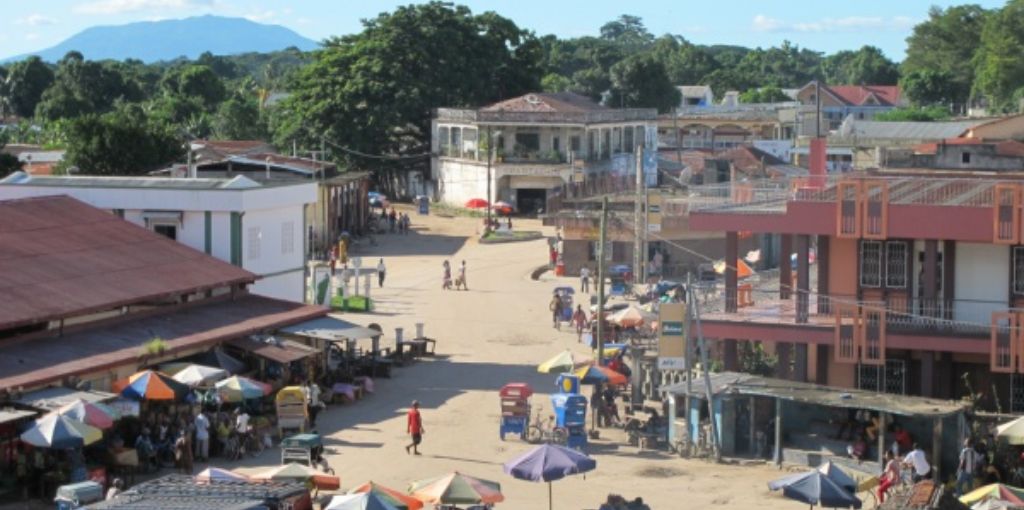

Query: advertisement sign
[658,302,687,369]
[646,192,663,234]
[108,398,140,418]
[643,148,658,187]
[312,266,331,305]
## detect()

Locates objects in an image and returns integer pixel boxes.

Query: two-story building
[431,92,657,213]
[677,171,1024,411]
[796,81,905,132]
[0,172,317,303]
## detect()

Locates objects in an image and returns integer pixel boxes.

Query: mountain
[5,15,318,63]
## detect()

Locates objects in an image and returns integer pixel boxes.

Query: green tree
[822,46,898,85]
[0,131,23,177]
[974,0,1024,111]
[213,92,266,140]
[2,56,54,118]
[607,55,681,112]
[739,86,790,103]
[541,73,573,92]
[873,106,951,122]
[35,52,142,121]
[160,64,227,109]
[901,69,959,106]
[903,4,989,106]
[599,15,654,52]
[63,104,183,175]
[274,1,542,194]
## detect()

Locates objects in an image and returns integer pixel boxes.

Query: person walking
[904,443,932,482]
[377,258,386,288]
[550,293,564,330]
[405,400,424,455]
[193,410,210,462]
[572,305,587,342]
[442,260,452,290]
[877,450,900,504]
[580,266,591,293]
[956,438,979,496]
[456,260,468,290]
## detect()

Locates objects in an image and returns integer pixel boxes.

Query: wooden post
[878,412,888,468]
[932,416,943,482]
[749,396,757,456]
[773,397,783,465]
[780,234,793,300]
[796,234,810,323]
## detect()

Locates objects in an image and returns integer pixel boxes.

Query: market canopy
[215,375,272,402]
[408,472,504,506]
[996,416,1024,445]
[661,371,968,418]
[326,492,400,510]
[172,364,229,387]
[280,317,382,342]
[114,370,191,401]
[55,399,118,430]
[15,388,116,412]
[228,337,320,364]
[21,413,102,449]
[252,463,340,490]
[348,481,423,510]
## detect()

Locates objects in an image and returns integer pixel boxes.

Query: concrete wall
[436,159,490,206]
[926,145,1024,170]
[954,242,1010,324]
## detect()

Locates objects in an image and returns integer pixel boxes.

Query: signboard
[643,148,658,187]
[646,192,663,235]
[312,266,331,305]
[658,302,687,369]
[611,153,631,175]
[108,398,140,418]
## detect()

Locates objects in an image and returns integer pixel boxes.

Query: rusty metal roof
[0,196,256,330]
[0,295,326,390]
[226,336,320,364]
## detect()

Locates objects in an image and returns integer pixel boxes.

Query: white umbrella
[172,364,228,387]
[973,499,1024,510]
[997,416,1024,445]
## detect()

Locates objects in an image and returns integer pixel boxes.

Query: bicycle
[526,408,567,445]
[239,429,265,457]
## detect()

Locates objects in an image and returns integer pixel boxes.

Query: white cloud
[74,0,214,15]
[16,14,57,26]
[752,14,918,33]
[245,10,277,22]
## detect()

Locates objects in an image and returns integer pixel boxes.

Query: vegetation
[873,106,952,122]
[2,2,1024,188]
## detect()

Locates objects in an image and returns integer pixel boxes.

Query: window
[570,136,581,154]
[885,241,908,288]
[1014,247,1024,295]
[514,132,540,152]
[281,221,294,255]
[623,127,634,152]
[438,126,449,155]
[247,226,261,260]
[153,224,177,240]
[462,128,477,159]
[552,136,560,154]
[450,128,462,158]
[962,152,972,164]
[860,241,882,287]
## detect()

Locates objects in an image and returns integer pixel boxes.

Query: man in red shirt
[406,400,424,455]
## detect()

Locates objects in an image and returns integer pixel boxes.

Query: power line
[322,138,431,161]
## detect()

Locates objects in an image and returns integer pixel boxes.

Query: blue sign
[643,149,658,187]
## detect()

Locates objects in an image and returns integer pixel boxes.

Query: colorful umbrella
[972,499,1022,510]
[252,463,340,490]
[20,413,102,449]
[537,351,590,374]
[215,375,272,402]
[768,470,862,509]
[349,481,424,510]
[464,198,489,209]
[961,484,1024,506]
[195,467,248,483]
[408,472,504,506]
[504,443,597,510]
[55,399,118,430]
[115,370,191,401]
[607,305,655,328]
[172,364,229,387]
[492,201,513,215]
[573,364,627,386]
[326,493,400,510]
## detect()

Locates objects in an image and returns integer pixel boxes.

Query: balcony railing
[434,107,658,125]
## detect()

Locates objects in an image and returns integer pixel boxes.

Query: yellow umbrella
[537,351,590,374]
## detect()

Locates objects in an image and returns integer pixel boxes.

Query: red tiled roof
[826,85,901,107]
[0,295,327,390]
[481,92,608,113]
[913,138,1024,157]
[0,196,256,330]
[719,146,787,172]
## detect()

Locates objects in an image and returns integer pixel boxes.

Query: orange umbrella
[409,472,504,505]
[252,463,340,490]
[349,481,424,510]
[573,364,628,386]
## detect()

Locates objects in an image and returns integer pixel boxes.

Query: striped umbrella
[115,370,191,401]
[21,413,102,449]
[195,467,248,483]
[408,472,504,506]
[537,351,590,374]
[215,375,272,403]
[349,481,424,510]
[56,399,118,430]
[326,493,400,510]
[252,463,340,490]
[573,364,627,386]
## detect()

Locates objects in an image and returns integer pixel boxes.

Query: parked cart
[554,286,575,322]
[281,433,323,466]
[499,383,533,441]
[275,386,308,437]
[55,481,103,510]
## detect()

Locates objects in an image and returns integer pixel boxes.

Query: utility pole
[486,126,493,231]
[634,145,644,287]
[684,273,694,447]
[596,196,608,366]
[689,280,721,461]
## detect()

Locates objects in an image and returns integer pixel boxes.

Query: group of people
[384,207,412,234]
[877,442,932,503]
[598,494,650,510]
[442,260,468,291]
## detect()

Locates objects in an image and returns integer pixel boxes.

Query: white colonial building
[432,92,658,213]
[0,172,317,302]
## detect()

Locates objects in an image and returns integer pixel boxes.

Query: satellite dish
[525,94,540,105]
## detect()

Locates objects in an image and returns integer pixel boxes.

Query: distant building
[431,92,657,212]
[0,172,317,302]
[908,138,1024,171]
[677,85,715,108]
[1,144,64,175]
[658,102,799,150]
[796,81,905,131]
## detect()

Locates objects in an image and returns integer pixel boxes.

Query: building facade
[0,173,317,302]
[432,92,657,212]
[678,172,1024,411]
[795,82,905,132]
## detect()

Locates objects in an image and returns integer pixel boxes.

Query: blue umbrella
[768,461,858,494]
[326,492,400,510]
[768,470,862,509]
[504,443,596,510]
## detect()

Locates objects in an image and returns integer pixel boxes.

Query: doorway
[515,188,547,216]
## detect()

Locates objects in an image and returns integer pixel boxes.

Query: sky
[0,0,1010,61]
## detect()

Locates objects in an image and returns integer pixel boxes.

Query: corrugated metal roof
[0,295,326,390]
[86,474,308,510]
[227,336,321,364]
[280,316,381,341]
[0,196,256,329]
[0,408,36,425]
[837,119,986,140]
[14,388,116,410]
[0,172,262,190]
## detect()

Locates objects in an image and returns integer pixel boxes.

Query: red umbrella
[465,198,489,209]
[492,201,513,215]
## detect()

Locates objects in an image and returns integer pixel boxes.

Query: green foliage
[974,0,1024,112]
[738,86,790,104]
[608,55,680,112]
[160,64,227,109]
[63,103,184,175]
[541,73,573,93]
[873,106,951,122]
[903,4,989,106]
[213,92,267,140]
[142,337,168,356]
[738,342,776,378]
[901,69,959,106]
[0,131,23,177]
[35,52,143,121]
[2,56,55,118]
[822,46,898,85]
[599,15,654,52]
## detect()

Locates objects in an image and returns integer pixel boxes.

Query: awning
[228,337,320,364]
[15,388,117,411]
[279,316,381,342]
[0,408,37,425]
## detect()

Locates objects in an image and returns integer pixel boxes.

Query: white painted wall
[954,242,1010,324]
[436,159,490,206]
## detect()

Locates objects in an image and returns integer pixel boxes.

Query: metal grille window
[885,241,908,288]
[884,359,906,395]
[281,221,294,255]
[1013,373,1024,413]
[1014,247,1024,295]
[857,365,881,392]
[860,241,882,287]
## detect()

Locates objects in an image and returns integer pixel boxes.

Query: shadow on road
[353,230,469,258]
